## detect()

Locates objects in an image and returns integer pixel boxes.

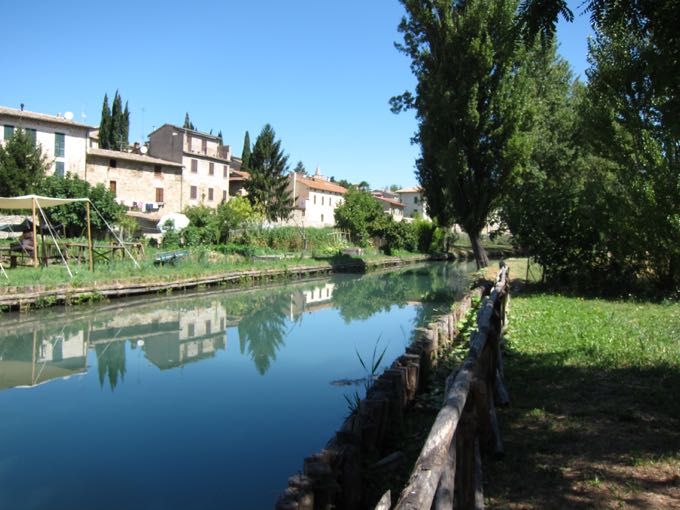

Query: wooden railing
[378,264,510,510]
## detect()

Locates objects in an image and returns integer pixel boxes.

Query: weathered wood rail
[385,264,510,510]
[275,265,509,510]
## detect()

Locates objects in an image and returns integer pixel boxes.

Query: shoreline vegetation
[361,259,679,508]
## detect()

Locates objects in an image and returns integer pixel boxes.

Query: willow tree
[392,0,534,267]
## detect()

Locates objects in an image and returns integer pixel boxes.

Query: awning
[0,195,90,210]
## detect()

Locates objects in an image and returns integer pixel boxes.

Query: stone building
[396,186,430,220]
[148,124,232,209]
[0,105,92,178]
[85,147,183,215]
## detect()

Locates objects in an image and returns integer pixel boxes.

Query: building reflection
[0,263,470,391]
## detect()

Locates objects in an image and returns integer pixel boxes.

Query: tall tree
[393,0,534,267]
[110,91,123,150]
[241,131,251,170]
[217,130,224,146]
[293,161,307,176]
[0,129,50,196]
[98,94,111,150]
[122,101,130,147]
[183,112,195,130]
[245,124,293,222]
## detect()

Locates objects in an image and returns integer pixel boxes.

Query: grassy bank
[487,293,680,508]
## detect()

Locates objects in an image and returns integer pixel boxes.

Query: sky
[1,0,592,189]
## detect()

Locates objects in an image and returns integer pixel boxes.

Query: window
[54,133,65,157]
[414,196,419,204]
[154,165,162,176]
[188,323,195,337]
[222,190,227,202]
[190,186,197,199]
[313,195,316,205]
[156,188,164,203]
[223,165,228,178]
[202,139,207,154]
[3,125,14,140]
[321,196,325,206]
[55,161,65,176]
[109,181,117,195]
[110,159,117,168]
[191,159,198,173]
[208,188,214,201]
[25,128,37,145]
[209,162,214,176]
[205,320,211,334]
[186,135,192,152]
[321,214,324,223]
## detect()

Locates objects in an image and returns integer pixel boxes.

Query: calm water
[0,261,475,510]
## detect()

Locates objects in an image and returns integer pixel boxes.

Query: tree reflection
[331,263,469,327]
[237,292,291,375]
[95,341,126,390]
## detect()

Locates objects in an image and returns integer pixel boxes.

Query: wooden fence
[276,265,509,510]
[379,264,510,510]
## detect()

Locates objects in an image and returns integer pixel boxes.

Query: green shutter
[55,133,65,157]
[3,125,14,140]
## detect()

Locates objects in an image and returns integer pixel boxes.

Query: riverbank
[0,253,431,312]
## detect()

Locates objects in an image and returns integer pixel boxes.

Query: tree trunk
[469,233,489,269]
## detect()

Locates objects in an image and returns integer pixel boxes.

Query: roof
[375,196,404,208]
[0,195,89,210]
[0,106,94,130]
[295,175,347,194]
[148,123,220,142]
[396,187,422,193]
[87,148,183,168]
[229,169,250,180]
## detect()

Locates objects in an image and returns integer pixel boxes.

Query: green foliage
[37,173,123,236]
[381,220,417,255]
[160,221,181,248]
[245,124,293,222]
[215,195,263,243]
[393,0,535,267]
[293,160,307,176]
[98,91,130,150]
[0,128,50,196]
[334,189,388,247]
[183,204,218,246]
[241,131,251,170]
[183,112,195,130]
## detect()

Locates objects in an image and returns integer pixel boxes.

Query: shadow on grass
[487,350,680,509]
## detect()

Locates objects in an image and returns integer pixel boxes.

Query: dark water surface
[0,261,475,510]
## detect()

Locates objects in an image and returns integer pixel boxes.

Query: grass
[0,246,428,292]
[486,292,680,509]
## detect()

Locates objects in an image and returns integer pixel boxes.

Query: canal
[0,261,476,509]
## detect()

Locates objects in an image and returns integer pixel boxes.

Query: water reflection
[0,261,474,392]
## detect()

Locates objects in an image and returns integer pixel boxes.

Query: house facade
[0,106,92,179]
[373,193,405,221]
[148,124,231,209]
[396,187,430,220]
[289,169,347,227]
[86,147,183,215]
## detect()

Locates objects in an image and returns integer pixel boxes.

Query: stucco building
[373,192,405,221]
[289,169,347,227]
[0,106,92,178]
[148,124,232,209]
[396,187,430,220]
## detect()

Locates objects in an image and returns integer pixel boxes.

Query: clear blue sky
[1,0,591,189]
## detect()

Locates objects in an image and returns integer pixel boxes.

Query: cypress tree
[241,131,251,170]
[99,94,111,150]
[183,113,195,130]
[245,124,292,221]
[111,91,123,150]
[217,130,223,146]
[122,101,130,146]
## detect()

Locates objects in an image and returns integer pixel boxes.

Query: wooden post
[86,201,94,271]
[31,198,38,267]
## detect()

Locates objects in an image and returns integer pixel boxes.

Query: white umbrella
[157,213,190,231]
